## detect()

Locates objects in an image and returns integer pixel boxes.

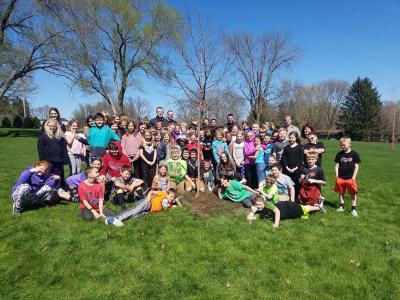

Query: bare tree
[314,80,349,137]
[225,32,300,123]
[124,96,151,121]
[32,104,50,120]
[0,0,64,99]
[41,0,183,114]
[169,12,230,195]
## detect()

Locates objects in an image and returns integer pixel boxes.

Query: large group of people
[11,106,361,228]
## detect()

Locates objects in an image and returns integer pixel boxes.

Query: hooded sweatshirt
[12,167,56,195]
[88,125,121,148]
[100,142,131,178]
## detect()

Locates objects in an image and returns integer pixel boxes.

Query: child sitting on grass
[152,165,171,192]
[78,167,116,221]
[334,137,361,217]
[110,166,144,211]
[258,174,279,204]
[269,164,295,202]
[105,188,181,227]
[65,158,102,202]
[11,161,72,215]
[299,154,326,206]
[247,196,326,228]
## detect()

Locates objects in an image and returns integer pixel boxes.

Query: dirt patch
[182,191,247,216]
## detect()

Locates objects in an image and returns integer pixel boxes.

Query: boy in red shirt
[98,142,131,183]
[78,167,116,221]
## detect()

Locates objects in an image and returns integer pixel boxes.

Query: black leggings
[244,163,258,189]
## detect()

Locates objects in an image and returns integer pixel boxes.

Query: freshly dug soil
[182,191,247,216]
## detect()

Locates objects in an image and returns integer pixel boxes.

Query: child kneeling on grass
[247,196,326,228]
[110,165,144,211]
[11,160,72,216]
[299,154,326,206]
[105,188,181,227]
[78,167,116,221]
[258,174,279,204]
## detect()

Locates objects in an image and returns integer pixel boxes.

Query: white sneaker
[318,204,327,214]
[336,206,345,212]
[351,210,358,217]
[105,216,124,227]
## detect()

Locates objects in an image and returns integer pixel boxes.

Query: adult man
[149,107,166,127]
[166,110,177,125]
[284,115,301,137]
[226,113,236,131]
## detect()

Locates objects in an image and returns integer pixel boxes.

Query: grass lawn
[0,129,399,299]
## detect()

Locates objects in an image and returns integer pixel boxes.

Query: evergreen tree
[23,116,34,128]
[2,117,11,128]
[13,115,23,128]
[337,77,382,141]
[32,117,41,128]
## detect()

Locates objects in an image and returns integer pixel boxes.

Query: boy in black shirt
[299,154,326,206]
[334,137,361,217]
[303,133,325,166]
[247,197,326,228]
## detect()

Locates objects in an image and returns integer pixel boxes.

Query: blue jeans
[256,162,266,185]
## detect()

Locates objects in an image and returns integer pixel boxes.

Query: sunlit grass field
[0,129,399,299]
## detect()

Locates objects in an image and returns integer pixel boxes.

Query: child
[66,158,102,202]
[187,133,203,160]
[281,131,303,201]
[164,146,188,194]
[258,174,279,204]
[185,148,206,192]
[111,166,144,210]
[105,188,180,227]
[217,176,258,208]
[98,142,131,184]
[152,164,171,192]
[247,196,326,228]
[303,133,325,167]
[78,167,116,221]
[243,130,257,188]
[202,159,215,191]
[88,113,121,160]
[250,136,266,186]
[273,128,288,162]
[121,121,141,173]
[11,161,71,215]
[181,148,190,161]
[265,156,277,176]
[262,135,274,171]
[232,131,245,176]
[202,127,214,161]
[299,154,326,206]
[334,137,361,217]
[65,120,86,176]
[138,130,157,188]
[212,128,232,164]
[270,164,295,202]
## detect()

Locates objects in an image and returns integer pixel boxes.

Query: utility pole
[23,99,26,118]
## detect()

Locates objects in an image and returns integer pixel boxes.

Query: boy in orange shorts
[334,137,361,217]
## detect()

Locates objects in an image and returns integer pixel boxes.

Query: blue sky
[31,0,400,118]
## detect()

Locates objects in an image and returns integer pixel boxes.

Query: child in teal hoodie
[212,128,232,163]
[88,113,121,159]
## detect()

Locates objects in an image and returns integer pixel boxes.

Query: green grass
[0,134,399,299]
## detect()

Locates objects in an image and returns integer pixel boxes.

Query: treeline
[1,0,396,141]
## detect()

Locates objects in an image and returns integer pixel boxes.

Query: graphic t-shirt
[221,180,252,202]
[334,150,361,179]
[300,165,325,188]
[78,181,104,211]
[275,174,294,195]
[165,159,187,183]
[261,183,279,204]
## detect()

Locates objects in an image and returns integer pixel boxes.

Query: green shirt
[165,159,187,183]
[221,180,252,202]
[262,183,279,204]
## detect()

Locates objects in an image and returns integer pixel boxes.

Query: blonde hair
[44,119,58,138]
[340,136,351,143]
[306,153,319,160]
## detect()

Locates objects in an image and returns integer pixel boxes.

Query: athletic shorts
[334,178,358,194]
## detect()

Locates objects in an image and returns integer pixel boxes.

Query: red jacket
[100,142,131,177]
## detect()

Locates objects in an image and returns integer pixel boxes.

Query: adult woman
[65,120,86,176]
[243,130,257,188]
[46,107,66,137]
[38,119,68,187]
[301,124,315,140]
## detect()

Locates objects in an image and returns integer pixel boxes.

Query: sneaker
[351,210,358,217]
[318,197,325,207]
[105,216,124,227]
[336,206,345,212]
[12,202,22,216]
[318,204,327,214]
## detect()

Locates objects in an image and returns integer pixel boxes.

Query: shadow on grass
[0,129,41,138]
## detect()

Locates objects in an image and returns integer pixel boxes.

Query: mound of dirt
[182,191,247,216]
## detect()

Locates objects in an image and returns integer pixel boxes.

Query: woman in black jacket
[38,119,68,187]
